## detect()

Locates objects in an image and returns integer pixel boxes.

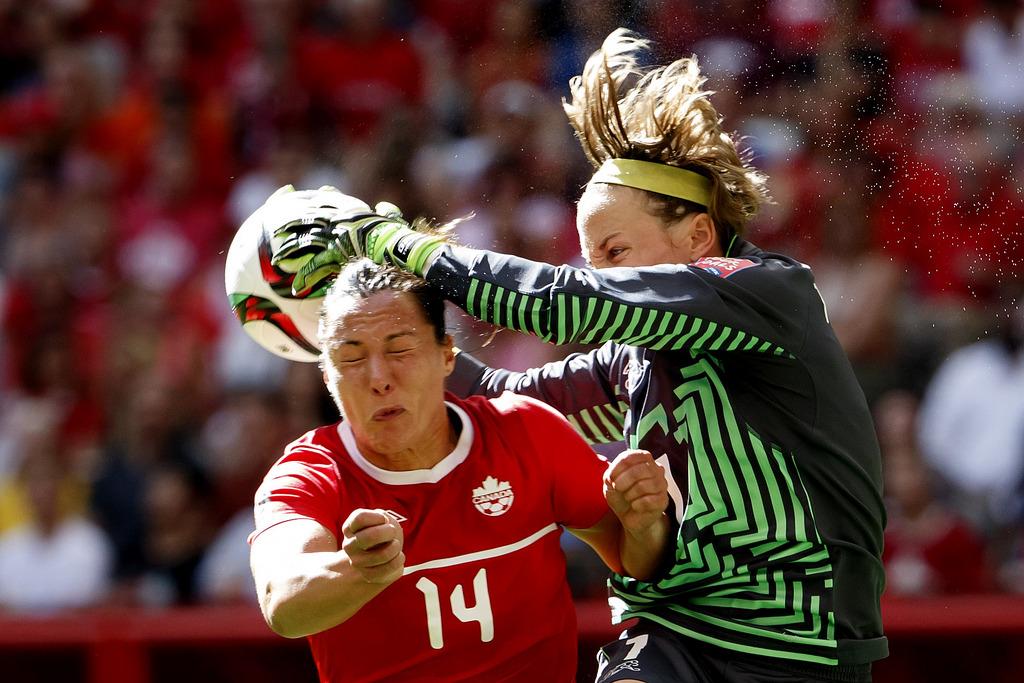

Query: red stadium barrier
[0,597,1022,682]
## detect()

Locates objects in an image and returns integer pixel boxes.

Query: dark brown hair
[319,260,447,346]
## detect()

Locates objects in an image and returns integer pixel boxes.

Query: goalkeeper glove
[267,186,447,296]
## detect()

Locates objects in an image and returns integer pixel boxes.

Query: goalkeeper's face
[320,291,456,467]
[577,182,719,268]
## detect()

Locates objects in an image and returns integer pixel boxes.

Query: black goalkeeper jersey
[431,240,888,666]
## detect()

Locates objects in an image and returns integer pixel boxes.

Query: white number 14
[415,568,494,649]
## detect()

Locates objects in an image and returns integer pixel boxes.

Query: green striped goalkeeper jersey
[434,240,888,666]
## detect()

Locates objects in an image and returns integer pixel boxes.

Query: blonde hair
[564,28,769,237]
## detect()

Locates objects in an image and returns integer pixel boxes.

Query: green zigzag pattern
[465,279,793,445]
[612,356,838,664]
[465,281,794,358]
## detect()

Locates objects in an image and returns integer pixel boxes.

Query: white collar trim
[337,402,474,485]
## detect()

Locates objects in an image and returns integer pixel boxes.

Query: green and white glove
[266,185,447,296]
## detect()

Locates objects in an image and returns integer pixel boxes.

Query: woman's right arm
[250,511,404,639]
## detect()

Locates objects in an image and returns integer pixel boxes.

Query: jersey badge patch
[623,359,649,393]
[690,257,756,278]
[472,476,514,516]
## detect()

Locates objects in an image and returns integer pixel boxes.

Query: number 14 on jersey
[415,568,494,649]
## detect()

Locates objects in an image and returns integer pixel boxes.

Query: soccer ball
[224,186,369,362]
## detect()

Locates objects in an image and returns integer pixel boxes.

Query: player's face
[322,291,455,466]
[577,182,702,268]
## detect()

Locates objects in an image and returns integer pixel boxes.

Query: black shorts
[594,620,872,683]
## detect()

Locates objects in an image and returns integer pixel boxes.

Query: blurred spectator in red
[876,0,964,115]
[878,390,993,595]
[115,134,228,294]
[416,0,497,58]
[0,42,106,166]
[914,97,1020,301]
[767,0,834,55]
[0,442,113,613]
[142,0,245,92]
[970,145,1024,297]
[279,362,337,437]
[9,333,104,461]
[99,281,220,435]
[298,0,424,146]
[94,9,234,195]
[223,0,311,169]
[0,170,107,454]
[465,0,551,104]
[866,101,1014,332]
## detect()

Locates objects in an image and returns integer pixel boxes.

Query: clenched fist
[604,449,669,538]
[341,509,405,585]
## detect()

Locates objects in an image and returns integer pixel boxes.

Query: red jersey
[251,392,610,682]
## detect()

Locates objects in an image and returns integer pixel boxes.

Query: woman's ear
[689,213,721,259]
[442,335,456,376]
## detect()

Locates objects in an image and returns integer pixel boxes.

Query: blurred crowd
[0,0,1023,614]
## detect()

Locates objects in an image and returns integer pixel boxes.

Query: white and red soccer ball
[224,186,369,362]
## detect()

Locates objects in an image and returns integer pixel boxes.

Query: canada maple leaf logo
[472,476,514,516]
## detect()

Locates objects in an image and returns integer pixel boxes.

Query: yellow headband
[591,158,712,207]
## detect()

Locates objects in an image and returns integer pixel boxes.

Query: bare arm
[568,450,671,581]
[604,450,672,581]
[249,509,404,638]
[567,510,625,576]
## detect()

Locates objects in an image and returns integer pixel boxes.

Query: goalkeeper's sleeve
[425,244,813,359]
[447,345,628,446]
